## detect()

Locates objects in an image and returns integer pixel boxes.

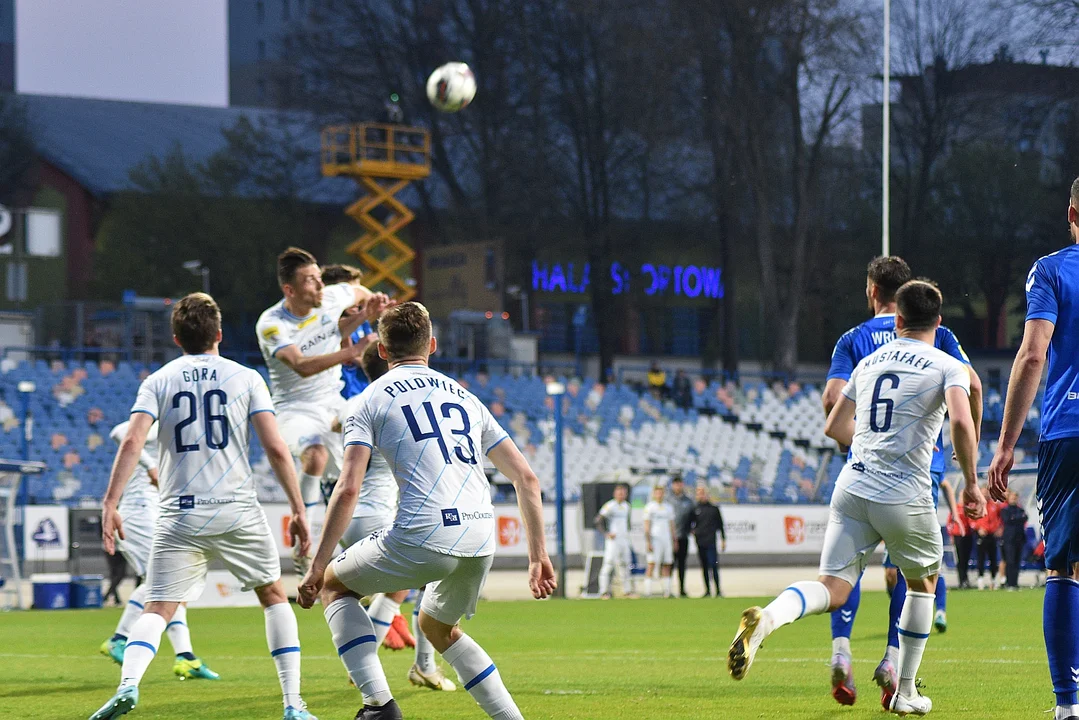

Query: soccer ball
[426,62,476,113]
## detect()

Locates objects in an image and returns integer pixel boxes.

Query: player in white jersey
[297,302,556,720]
[90,293,316,720]
[596,484,634,598]
[643,485,676,598]
[255,247,391,573]
[727,281,985,716]
[325,341,456,690]
[99,421,218,681]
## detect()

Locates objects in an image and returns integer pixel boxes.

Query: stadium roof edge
[11,92,354,205]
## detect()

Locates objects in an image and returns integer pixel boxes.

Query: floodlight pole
[882,0,891,257]
[548,382,567,598]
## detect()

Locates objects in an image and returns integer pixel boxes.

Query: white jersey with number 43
[839,337,970,504]
[132,354,275,534]
[343,364,508,557]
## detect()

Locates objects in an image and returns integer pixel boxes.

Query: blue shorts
[1037,438,1079,571]
[882,470,945,570]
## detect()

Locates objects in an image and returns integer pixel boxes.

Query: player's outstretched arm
[488,439,557,599]
[946,386,984,519]
[251,412,310,556]
[101,412,153,555]
[823,394,857,449]
[276,343,366,379]
[989,319,1054,500]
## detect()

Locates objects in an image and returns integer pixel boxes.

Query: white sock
[299,472,323,508]
[264,602,303,709]
[896,590,934,697]
[166,604,194,656]
[413,593,437,674]
[119,612,167,689]
[115,584,148,638]
[325,597,392,706]
[832,636,851,657]
[764,581,831,628]
[621,564,634,594]
[644,576,652,597]
[598,560,613,595]
[367,594,400,646]
[442,633,522,720]
[1057,705,1079,720]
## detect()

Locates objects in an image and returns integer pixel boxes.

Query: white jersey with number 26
[839,337,970,504]
[343,364,508,557]
[131,354,275,534]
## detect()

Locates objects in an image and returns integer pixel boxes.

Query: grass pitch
[2,588,1051,719]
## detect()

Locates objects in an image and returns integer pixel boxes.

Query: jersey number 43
[402,401,477,465]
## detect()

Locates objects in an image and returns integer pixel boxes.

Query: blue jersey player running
[821,257,983,709]
[989,177,1079,720]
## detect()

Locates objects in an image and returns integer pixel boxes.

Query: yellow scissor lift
[321,123,431,301]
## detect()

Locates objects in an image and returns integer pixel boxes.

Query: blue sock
[935,575,946,612]
[111,633,127,642]
[177,651,197,661]
[887,572,907,651]
[1045,577,1079,707]
[831,576,860,650]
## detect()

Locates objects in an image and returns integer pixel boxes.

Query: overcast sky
[15,0,228,106]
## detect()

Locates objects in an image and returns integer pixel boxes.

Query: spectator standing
[673,370,693,410]
[974,491,1004,590]
[947,509,974,589]
[1000,490,1029,589]
[690,485,726,597]
[668,476,695,597]
[647,362,667,400]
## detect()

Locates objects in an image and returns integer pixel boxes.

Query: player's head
[613,484,629,502]
[652,485,665,502]
[377,301,436,364]
[670,475,684,494]
[171,292,222,355]
[360,340,389,382]
[695,484,709,503]
[865,256,912,313]
[894,279,942,335]
[277,247,324,309]
[1069,176,1079,242]
[321,263,363,287]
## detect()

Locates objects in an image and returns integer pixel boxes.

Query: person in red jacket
[973,493,1005,590]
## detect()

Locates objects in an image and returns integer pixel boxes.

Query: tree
[699,0,865,374]
[934,143,1056,348]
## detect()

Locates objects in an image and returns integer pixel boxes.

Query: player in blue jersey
[989,178,1079,720]
[322,265,379,401]
[821,256,983,708]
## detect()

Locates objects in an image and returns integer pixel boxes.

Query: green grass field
[1,588,1052,719]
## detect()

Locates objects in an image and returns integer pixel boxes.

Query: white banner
[189,570,260,608]
[23,505,69,562]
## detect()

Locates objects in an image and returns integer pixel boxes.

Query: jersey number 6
[869,373,900,433]
[172,390,230,452]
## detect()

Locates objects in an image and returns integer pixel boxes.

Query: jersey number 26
[172,390,230,452]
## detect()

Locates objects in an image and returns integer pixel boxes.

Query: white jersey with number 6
[131,354,275,535]
[839,337,970,504]
[342,363,508,558]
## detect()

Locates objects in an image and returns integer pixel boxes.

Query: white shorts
[278,400,345,473]
[116,522,154,578]
[340,513,394,549]
[647,537,673,566]
[602,538,632,566]
[819,485,942,586]
[333,528,493,625]
[145,507,281,602]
